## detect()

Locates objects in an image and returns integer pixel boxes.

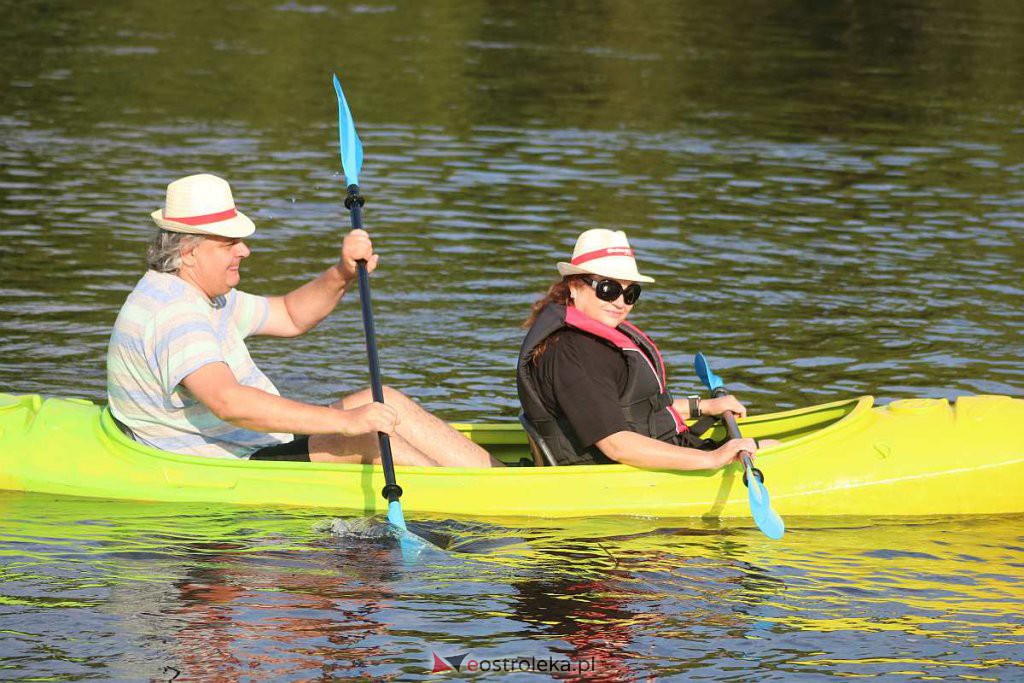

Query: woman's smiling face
[569,275,637,328]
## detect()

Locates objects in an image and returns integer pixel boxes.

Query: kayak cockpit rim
[80,395,878,471]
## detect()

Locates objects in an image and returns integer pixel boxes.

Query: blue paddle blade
[332,74,363,186]
[387,500,427,556]
[693,352,724,392]
[386,499,408,530]
[744,460,786,539]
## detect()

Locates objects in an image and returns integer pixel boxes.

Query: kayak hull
[1,393,1021,519]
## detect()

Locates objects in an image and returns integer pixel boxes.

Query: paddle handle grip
[345,184,402,503]
[721,411,749,451]
[712,388,762,485]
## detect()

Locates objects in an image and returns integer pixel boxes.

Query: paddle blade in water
[386,499,408,530]
[385,500,428,554]
[694,352,724,393]
[746,470,786,539]
[332,74,363,186]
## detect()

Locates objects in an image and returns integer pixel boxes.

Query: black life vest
[517,303,687,465]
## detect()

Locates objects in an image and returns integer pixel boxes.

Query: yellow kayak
[0,392,1021,519]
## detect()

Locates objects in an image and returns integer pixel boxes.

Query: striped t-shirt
[106,270,291,459]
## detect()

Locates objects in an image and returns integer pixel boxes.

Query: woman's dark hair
[523,275,587,363]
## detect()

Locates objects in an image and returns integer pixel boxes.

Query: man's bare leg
[340,387,499,467]
[307,429,439,466]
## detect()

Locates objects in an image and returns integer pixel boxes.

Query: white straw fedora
[557,229,655,283]
[151,174,255,238]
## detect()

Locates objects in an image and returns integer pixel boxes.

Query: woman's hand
[711,437,758,468]
[699,394,747,419]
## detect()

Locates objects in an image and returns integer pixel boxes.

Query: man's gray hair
[146,230,206,273]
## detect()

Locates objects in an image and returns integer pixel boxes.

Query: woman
[517,228,764,469]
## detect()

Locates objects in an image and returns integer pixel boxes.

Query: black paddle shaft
[711,387,764,486]
[345,184,402,502]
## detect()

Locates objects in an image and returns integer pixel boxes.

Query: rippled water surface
[1,495,1022,681]
[1,0,1022,679]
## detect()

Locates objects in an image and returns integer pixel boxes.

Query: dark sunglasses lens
[594,279,641,305]
[595,279,622,302]
[623,284,642,305]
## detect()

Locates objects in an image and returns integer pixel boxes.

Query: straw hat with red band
[151,173,255,238]
[557,229,655,283]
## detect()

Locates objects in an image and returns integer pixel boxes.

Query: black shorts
[249,436,311,462]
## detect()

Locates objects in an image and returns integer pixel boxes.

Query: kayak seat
[107,409,137,441]
[518,413,559,467]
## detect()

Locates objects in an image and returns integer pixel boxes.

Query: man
[107,173,494,466]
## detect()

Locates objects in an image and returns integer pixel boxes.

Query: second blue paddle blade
[693,352,724,392]
[747,476,786,539]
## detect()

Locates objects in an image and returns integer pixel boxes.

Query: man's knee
[337,387,374,410]
[381,385,412,405]
[338,385,415,411]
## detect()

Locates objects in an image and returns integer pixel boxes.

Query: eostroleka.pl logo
[432,653,470,674]
[430,652,596,675]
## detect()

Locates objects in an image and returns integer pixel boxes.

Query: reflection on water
[1,493,1021,680]
[1,0,1023,679]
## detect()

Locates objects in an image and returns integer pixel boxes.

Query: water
[1,494,1020,680]
[1,0,1022,679]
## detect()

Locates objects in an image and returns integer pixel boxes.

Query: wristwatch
[687,394,702,418]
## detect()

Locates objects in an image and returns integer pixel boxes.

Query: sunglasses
[583,276,642,305]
